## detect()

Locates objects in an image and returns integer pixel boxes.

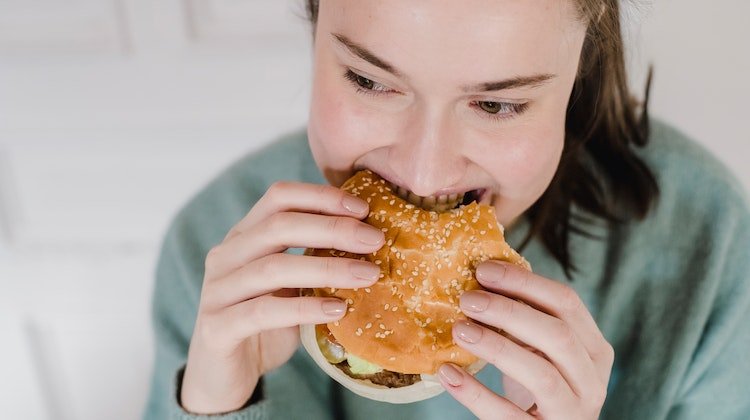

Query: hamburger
[300,169,530,403]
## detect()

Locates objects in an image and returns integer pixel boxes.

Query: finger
[461,290,600,399]
[206,254,380,307]
[209,295,348,346]
[476,260,615,384]
[205,212,385,279]
[226,181,370,240]
[437,363,533,420]
[452,320,577,415]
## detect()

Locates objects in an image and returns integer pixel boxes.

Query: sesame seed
[384,303,390,310]
[365,322,372,329]
[389,356,396,361]
[348,308,355,312]
[365,288,371,293]
[391,306,398,312]
[334,321,340,326]
[379,323,386,329]
[375,313,382,319]
[356,328,363,336]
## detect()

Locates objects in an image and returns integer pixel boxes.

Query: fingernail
[350,261,380,282]
[460,291,490,312]
[454,321,483,343]
[438,364,464,387]
[342,195,368,214]
[356,224,385,246]
[476,261,507,283]
[321,300,347,316]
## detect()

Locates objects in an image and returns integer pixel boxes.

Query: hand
[438,260,614,419]
[180,182,385,414]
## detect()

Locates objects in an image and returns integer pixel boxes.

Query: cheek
[486,125,564,198]
[308,68,388,173]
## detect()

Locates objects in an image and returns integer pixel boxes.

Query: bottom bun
[300,323,487,404]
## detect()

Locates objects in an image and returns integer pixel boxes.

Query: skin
[307,0,614,418]
[308,0,584,226]
[181,0,613,417]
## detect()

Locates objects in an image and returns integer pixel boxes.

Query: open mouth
[384,181,486,212]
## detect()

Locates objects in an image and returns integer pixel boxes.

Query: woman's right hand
[180,181,385,414]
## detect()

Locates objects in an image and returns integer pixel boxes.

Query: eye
[472,100,529,121]
[353,73,374,90]
[343,69,394,96]
[478,101,514,114]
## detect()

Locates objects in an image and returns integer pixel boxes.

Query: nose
[387,107,464,197]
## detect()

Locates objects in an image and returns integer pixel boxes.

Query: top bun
[307,170,530,375]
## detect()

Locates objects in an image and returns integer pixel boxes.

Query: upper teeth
[387,182,466,211]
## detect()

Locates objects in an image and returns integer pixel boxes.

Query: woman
[144,1,750,419]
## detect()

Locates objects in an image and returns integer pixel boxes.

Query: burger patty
[335,361,421,388]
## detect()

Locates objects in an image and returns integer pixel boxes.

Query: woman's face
[308,0,587,226]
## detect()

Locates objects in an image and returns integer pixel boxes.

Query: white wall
[0,1,747,419]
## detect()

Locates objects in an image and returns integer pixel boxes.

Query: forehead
[319,0,586,86]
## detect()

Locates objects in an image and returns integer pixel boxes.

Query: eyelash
[342,68,529,121]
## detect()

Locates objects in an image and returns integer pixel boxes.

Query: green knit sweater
[143,120,750,420]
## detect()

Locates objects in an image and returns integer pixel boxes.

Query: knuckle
[323,256,339,279]
[268,180,292,196]
[295,296,310,320]
[503,411,528,420]
[326,215,343,234]
[245,296,265,320]
[500,297,518,319]
[553,321,578,352]
[314,183,330,199]
[204,245,223,274]
[328,216,356,236]
[559,285,583,315]
[466,385,483,406]
[195,314,223,345]
[257,253,282,278]
[515,265,533,289]
[588,385,608,410]
[266,211,289,232]
[488,335,509,365]
[536,365,561,396]
[596,340,616,366]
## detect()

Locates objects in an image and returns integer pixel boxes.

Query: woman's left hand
[438,260,614,419]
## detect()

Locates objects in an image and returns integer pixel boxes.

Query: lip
[356,166,487,199]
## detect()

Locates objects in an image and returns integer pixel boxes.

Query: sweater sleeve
[141,214,273,420]
[665,193,750,420]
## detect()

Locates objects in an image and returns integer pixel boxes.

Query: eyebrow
[331,33,556,92]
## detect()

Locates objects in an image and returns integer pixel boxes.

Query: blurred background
[0,1,747,419]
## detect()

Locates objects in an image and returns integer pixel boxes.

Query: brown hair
[304,0,659,279]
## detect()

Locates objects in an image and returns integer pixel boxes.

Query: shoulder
[159,127,320,277]
[618,118,749,282]
[640,118,747,215]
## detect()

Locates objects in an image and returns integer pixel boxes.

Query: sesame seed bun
[301,169,531,403]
